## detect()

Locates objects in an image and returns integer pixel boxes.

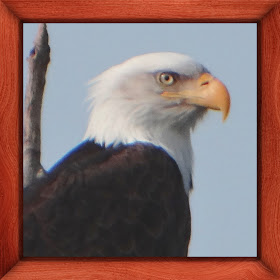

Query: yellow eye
[159,73,174,86]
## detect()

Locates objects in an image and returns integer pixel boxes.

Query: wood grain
[1,0,280,22]
[0,0,280,279]
[259,2,280,276]
[0,0,22,277]
[1,258,277,280]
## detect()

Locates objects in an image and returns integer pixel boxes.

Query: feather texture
[24,142,191,257]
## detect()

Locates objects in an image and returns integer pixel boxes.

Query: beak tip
[222,107,230,122]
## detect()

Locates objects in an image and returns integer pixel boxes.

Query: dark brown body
[23,142,191,257]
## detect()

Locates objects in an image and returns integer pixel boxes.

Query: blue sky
[23,23,257,257]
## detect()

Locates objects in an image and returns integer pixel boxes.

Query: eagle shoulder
[24,142,191,256]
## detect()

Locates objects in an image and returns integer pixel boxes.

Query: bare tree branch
[23,23,50,187]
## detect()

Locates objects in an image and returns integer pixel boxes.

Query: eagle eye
[159,73,174,86]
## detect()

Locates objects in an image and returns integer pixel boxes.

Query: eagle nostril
[201,81,209,86]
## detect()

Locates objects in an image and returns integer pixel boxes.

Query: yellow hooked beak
[161,73,230,121]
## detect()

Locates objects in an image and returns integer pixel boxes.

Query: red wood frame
[0,0,280,279]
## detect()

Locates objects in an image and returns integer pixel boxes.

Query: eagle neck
[146,129,193,194]
[85,110,193,193]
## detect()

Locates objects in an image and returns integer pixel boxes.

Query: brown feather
[23,141,191,257]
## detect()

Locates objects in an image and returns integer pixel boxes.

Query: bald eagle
[23,52,230,257]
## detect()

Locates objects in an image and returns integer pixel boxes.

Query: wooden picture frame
[0,0,279,279]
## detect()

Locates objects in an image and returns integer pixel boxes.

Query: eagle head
[84,52,230,192]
